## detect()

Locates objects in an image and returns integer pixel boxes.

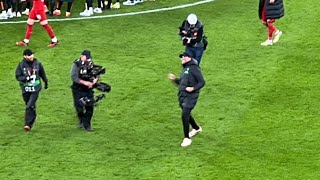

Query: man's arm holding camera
[190,26,203,44]
[71,63,94,88]
[179,20,188,39]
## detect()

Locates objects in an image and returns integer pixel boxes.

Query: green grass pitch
[0,0,320,179]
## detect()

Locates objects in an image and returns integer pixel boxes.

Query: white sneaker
[189,126,202,138]
[273,30,282,44]
[88,7,94,15]
[16,12,22,17]
[135,0,144,3]
[123,0,137,5]
[260,39,273,46]
[0,11,7,19]
[181,138,192,147]
[22,8,29,15]
[93,7,102,14]
[7,8,13,18]
[111,2,120,9]
[79,10,91,16]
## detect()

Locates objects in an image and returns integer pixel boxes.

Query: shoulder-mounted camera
[78,60,111,107]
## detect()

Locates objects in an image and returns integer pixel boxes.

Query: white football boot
[260,39,273,46]
[273,30,283,44]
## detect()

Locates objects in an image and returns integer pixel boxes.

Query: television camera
[79,61,111,106]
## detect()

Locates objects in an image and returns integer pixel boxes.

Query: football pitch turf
[0,0,320,179]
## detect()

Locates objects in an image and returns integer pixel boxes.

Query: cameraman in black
[179,13,207,67]
[71,50,98,132]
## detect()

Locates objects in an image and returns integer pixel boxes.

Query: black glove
[44,81,48,89]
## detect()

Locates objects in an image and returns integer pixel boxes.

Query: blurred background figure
[53,0,74,17]
[123,0,143,6]
[259,0,284,46]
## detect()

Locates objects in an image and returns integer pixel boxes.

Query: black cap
[179,52,192,58]
[23,49,33,56]
[81,50,91,59]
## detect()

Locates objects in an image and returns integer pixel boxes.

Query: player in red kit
[258,0,284,46]
[16,0,58,47]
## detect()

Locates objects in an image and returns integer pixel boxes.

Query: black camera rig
[179,26,198,45]
[79,61,111,106]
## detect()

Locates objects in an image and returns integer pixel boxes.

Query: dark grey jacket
[15,59,47,93]
[71,59,93,92]
[259,0,284,19]
[179,20,204,48]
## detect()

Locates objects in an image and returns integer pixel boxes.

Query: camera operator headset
[70,50,98,132]
[179,13,208,67]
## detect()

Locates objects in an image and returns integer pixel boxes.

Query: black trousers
[22,92,39,127]
[179,95,200,138]
[72,88,94,129]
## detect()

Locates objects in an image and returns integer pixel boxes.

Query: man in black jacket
[70,50,98,132]
[15,49,48,131]
[169,52,205,147]
[259,0,284,46]
[179,14,207,66]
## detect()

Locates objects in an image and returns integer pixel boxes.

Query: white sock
[275,30,280,35]
[52,37,57,43]
[24,39,29,43]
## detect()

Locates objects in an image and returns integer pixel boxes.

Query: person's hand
[44,81,48,89]
[83,81,93,88]
[168,73,176,81]
[269,0,275,3]
[92,78,98,85]
[186,87,194,92]
[187,37,191,44]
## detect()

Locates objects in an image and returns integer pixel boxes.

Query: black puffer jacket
[174,59,205,97]
[259,0,284,19]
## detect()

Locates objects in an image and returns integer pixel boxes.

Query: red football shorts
[28,10,47,22]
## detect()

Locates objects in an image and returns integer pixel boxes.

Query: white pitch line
[0,0,215,25]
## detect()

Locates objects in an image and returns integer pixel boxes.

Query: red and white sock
[51,37,58,43]
[24,24,33,43]
[268,24,277,40]
[42,24,56,39]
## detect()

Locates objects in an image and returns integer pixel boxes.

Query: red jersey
[32,0,45,11]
